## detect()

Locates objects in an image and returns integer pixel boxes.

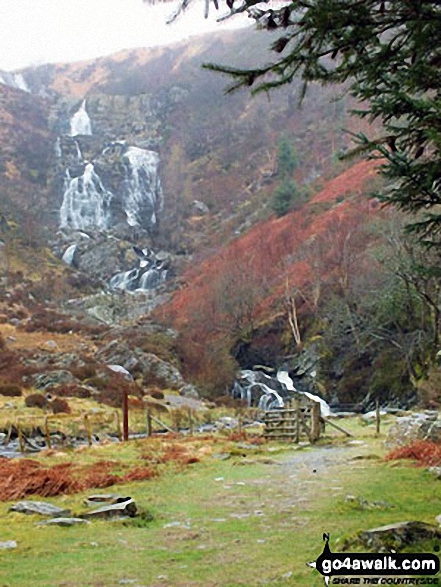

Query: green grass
[0,428,440,587]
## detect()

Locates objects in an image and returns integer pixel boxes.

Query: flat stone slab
[37,517,91,527]
[80,498,137,520]
[84,494,131,507]
[10,501,71,517]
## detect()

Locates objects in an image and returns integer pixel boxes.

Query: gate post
[310,401,321,443]
[295,399,300,444]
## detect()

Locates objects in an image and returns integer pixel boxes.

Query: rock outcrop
[386,412,441,448]
[347,521,441,552]
[95,340,185,390]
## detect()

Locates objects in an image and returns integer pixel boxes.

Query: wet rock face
[76,238,127,281]
[32,370,78,390]
[85,91,184,144]
[95,340,185,390]
[71,289,170,325]
[232,370,290,410]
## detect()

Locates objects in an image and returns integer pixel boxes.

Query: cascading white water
[138,267,167,290]
[232,369,332,412]
[74,141,83,162]
[69,100,92,137]
[109,266,167,292]
[276,371,332,416]
[109,268,139,291]
[60,163,112,230]
[123,147,163,227]
[58,143,163,232]
[55,137,62,158]
[61,244,77,266]
[109,247,168,292]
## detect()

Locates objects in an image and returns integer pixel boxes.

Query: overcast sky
[0,0,250,71]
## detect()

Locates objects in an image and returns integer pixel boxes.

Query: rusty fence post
[17,420,25,453]
[188,408,194,436]
[146,408,152,437]
[376,398,381,436]
[84,414,92,447]
[122,388,129,442]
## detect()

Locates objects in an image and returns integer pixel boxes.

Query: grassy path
[1,437,440,587]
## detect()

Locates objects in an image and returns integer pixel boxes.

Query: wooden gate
[263,396,321,443]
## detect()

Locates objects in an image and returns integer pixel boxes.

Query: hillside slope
[3,27,423,409]
[1,28,372,257]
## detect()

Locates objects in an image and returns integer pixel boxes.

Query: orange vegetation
[0,438,206,501]
[160,159,380,330]
[385,441,441,467]
[0,459,121,501]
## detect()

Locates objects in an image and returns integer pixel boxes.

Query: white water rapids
[123,147,163,227]
[69,100,92,137]
[60,163,112,231]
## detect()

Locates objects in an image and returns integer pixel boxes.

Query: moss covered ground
[0,417,440,587]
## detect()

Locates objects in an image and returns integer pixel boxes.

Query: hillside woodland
[0,27,440,410]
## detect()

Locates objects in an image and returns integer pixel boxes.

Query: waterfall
[60,163,112,230]
[109,251,168,292]
[109,269,140,291]
[62,244,77,266]
[69,100,92,137]
[276,371,332,416]
[55,137,62,158]
[233,370,289,410]
[55,103,168,288]
[122,147,163,227]
[74,141,83,162]
[57,135,163,232]
[138,267,167,290]
[109,267,167,292]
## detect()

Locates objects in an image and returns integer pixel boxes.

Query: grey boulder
[352,521,441,552]
[386,413,441,448]
[84,494,132,507]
